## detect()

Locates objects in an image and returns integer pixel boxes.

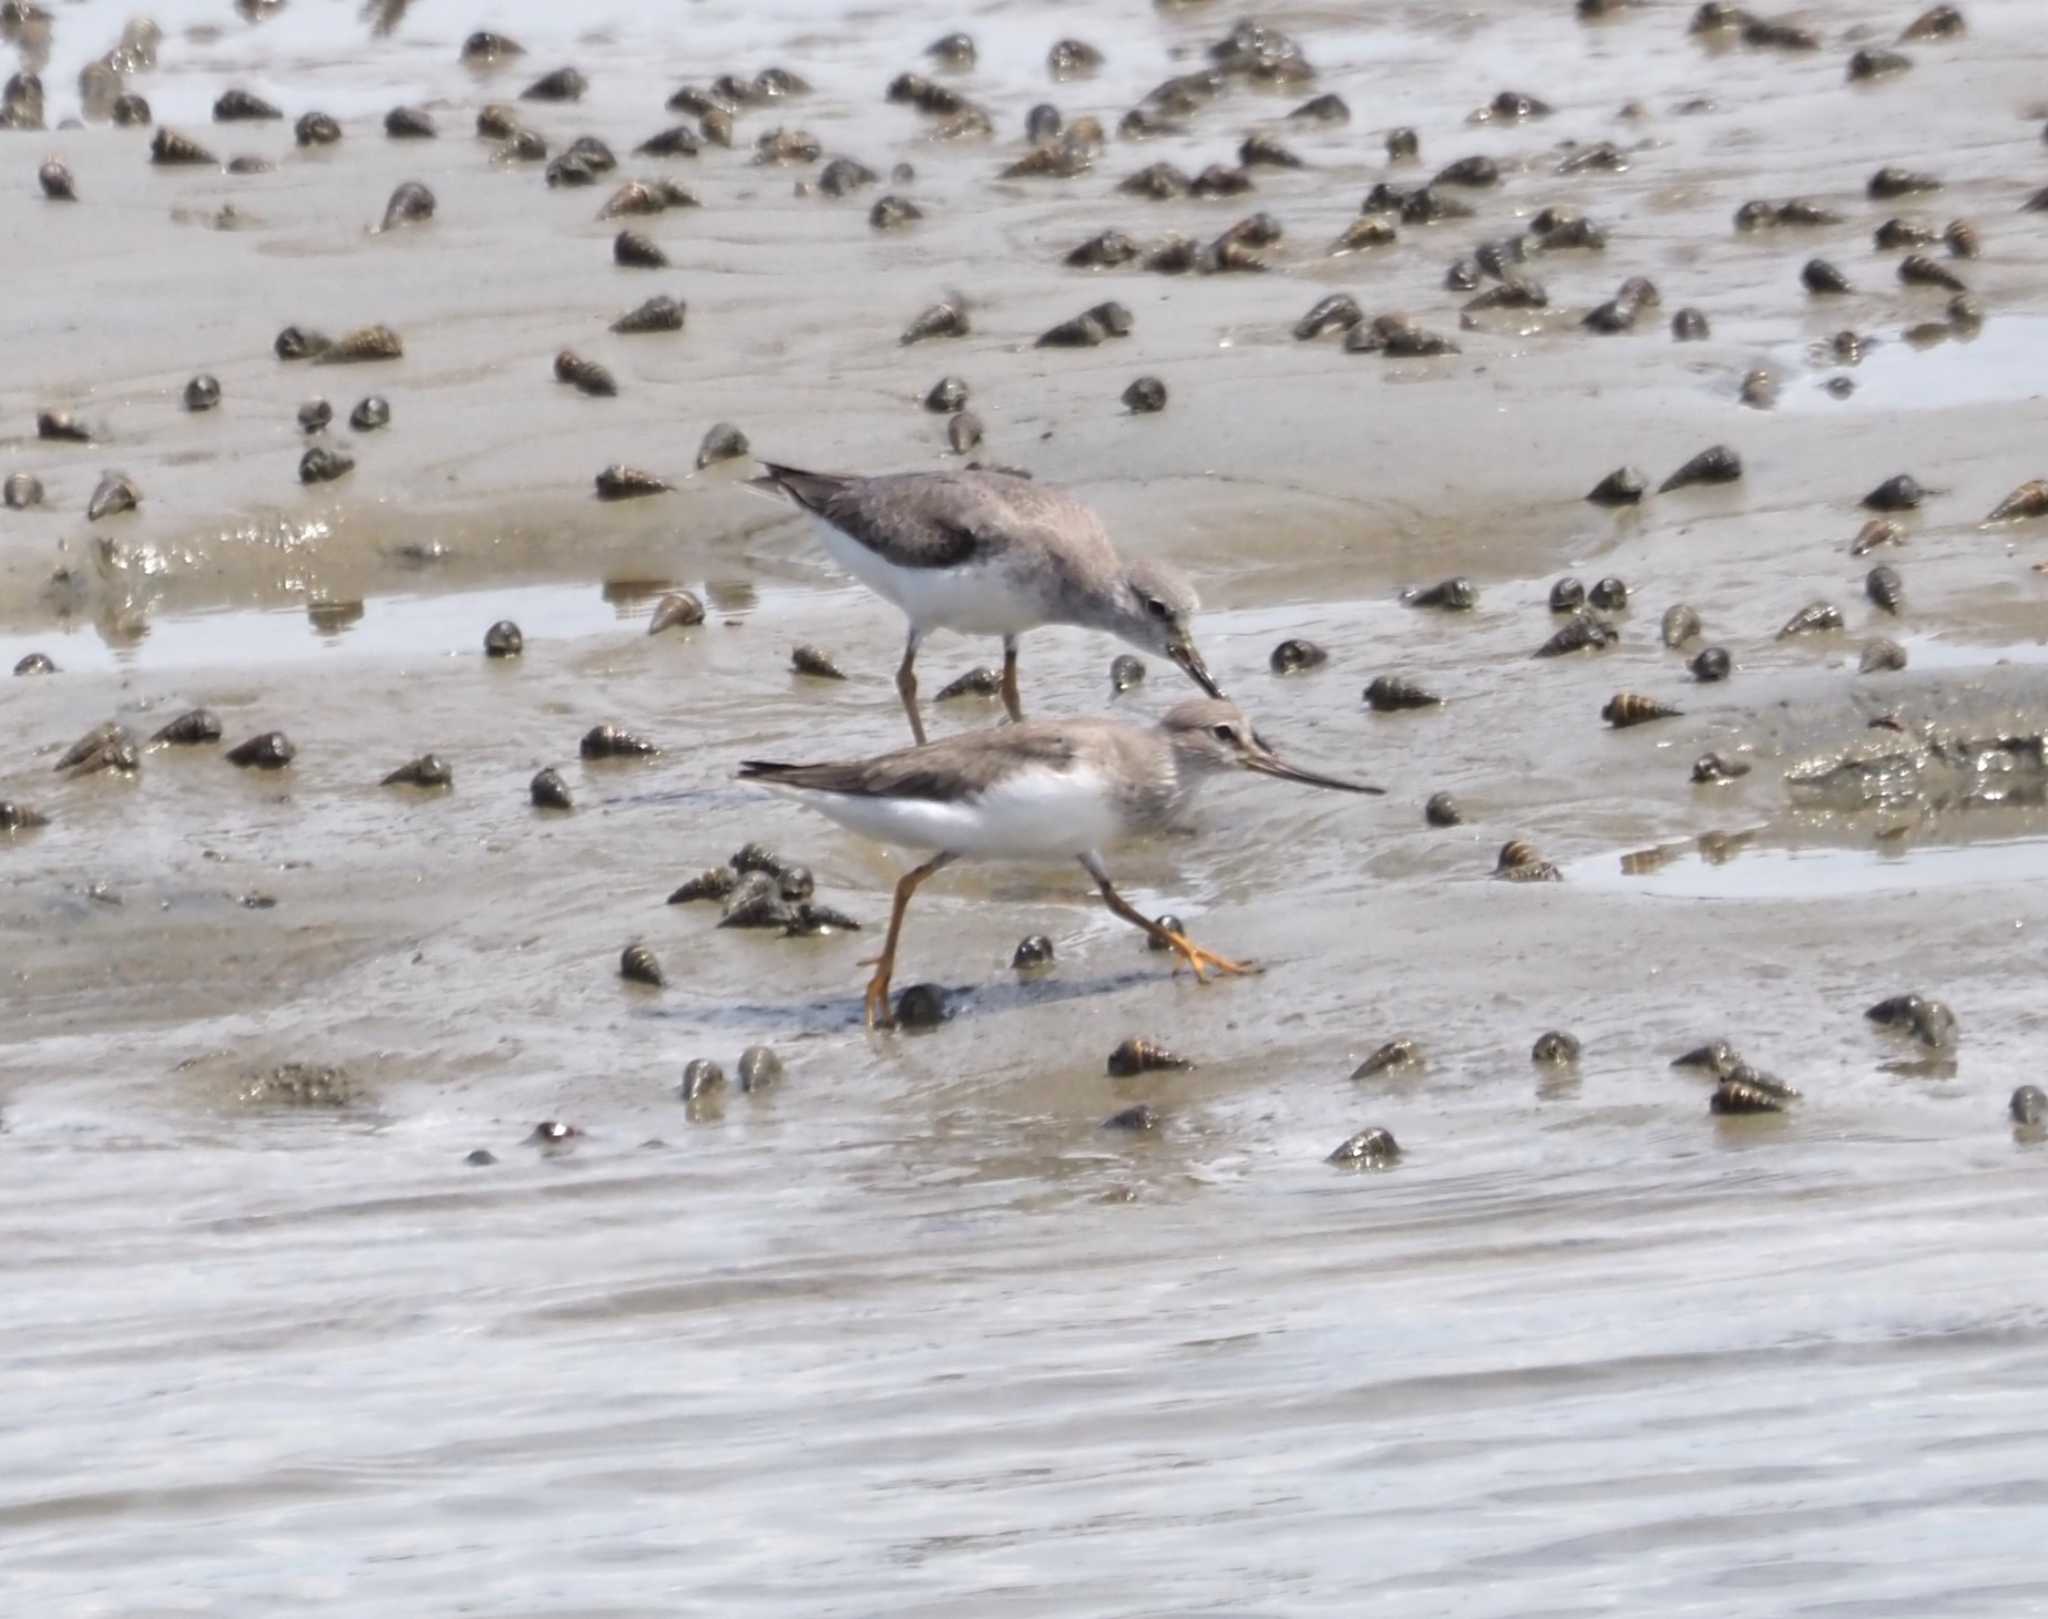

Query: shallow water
[5,0,2048,1612]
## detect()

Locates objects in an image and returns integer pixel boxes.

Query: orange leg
[1080,858,1256,982]
[864,851,956,1028]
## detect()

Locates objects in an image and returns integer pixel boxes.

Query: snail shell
[382,753,452,788]
[620,943,664,986]
[1661,604,1703,647]
[1531,1030,1581,1065]
[791,644,846,679]
[580,724,658,758]
[1585,466,1646,505]
[150,708,222,745]
[150,127,217,165]
[1011,934,1055,969]
[1658,444,1742,493]
[696,421,753,464]
[299,446,354,485]
[225,731,295,769]
[1327,1127,1400,1168]
[1985,480,2048,522]
[901,299,969,344]
[1107,1037,1192,1077]
[313,324,404,364]
[1365,675,1443,711]
[530,767,573,810]
[1801,258,1852,294]
[648,592,705,635]
[1352,1038,1421,1078]
[1850,518,1906,554]
[611,295,686,334]
[1269,638,1327,674]
[555,349,618,397]
[594,464,671,500]
[1602,692,1682,727]
[613,229,668,267]
[1424,791,1462,827]
[1402,577,1477,611]
[1898,253,1966,291]
[1672,1039,1741,1075]
[1691,752,1751,784]
[483,619,523,657]
[1859,638,1908,673]
[1865,565,1904,613]
[1533,611,1618,658]
[1122,376,1167,414]
[1776,600,1844,637]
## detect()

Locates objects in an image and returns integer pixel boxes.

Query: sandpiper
[740,698,1381,1028]
[749,461,1223,744]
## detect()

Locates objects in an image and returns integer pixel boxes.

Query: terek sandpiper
[749,461,1222,744]
[739,698,1381,1028]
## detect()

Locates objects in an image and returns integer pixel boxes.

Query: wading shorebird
[740,698,1381,1028]
[749,461,1223,744]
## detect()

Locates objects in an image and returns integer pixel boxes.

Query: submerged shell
[1869,165,1941,198]
[1534,611,1619,658]
[183,374,221,412]
[38,409,91,442]
[554,349,618,397]
[594,464,671,500]
[1110,654,1146,694]
[1661,604,1703,647]
[936,666,1001,701]
[1107,1037,1192,1077]
[522,67,588,102]
[382,753,452,788]
[1776,600,1844,637]
[1365,675,1442,711]
[1293,292,1364,341]
[38,158,75,200]
[669,868,740,904]
[530,767,573,809]
[349,396,390,431]
[1270,638,1328,675]
[1352,1039,1421,1078]
[680,1059,726,1101]
[150,707,222,745]
[226,731,295,769]
[870,195,923,231]
[1898,253,1966,290]
[380,181,435,229]
[1402,576,1477,611]
[1711,1070,1798,1114]
[1531,1030,1581,1065]
[581,724,658,758]
[3,473,44,509]
[1011,934,1056,969]
[1801,258,1852,294]
[1866,565,1904,613]
[1424,790,1463,827]
[86,471,140,521]
[946,412,984,454]
[1658,445,1742,493]
[1122,376,1167,414]
[791,644,845,680]
[299,446,354,485]
[1587,576,1628,611]
[483,619,523,657]
[1691,752,1751,784]
[275,325,332,360]
[56,722,139,776]
[313,324,403,364]
[611,295,686,334]
[902,299,969,344]
[613,230,668,268]
[150,128,217,165]
[1327,1127,1401,1168]
[1690,646,1733,682]
[1586,466,1646,505]
[1859,638,1908,673]
[648,592,706,635]
[1850,517,1906,553]
[0,801,51,832]
[697,423,749,467]
[620,943,664,986]
[385,104,436,139]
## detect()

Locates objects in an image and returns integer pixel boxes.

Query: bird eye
[1211,723,1237,743]
[1145,597,1171,619]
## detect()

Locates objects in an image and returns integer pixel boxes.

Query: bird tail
[737,760,799,780]
[746,461,850,515]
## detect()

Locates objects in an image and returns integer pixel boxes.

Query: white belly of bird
[781,765,1126,860]
[808,516,1048,638]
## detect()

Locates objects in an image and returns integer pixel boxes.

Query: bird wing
[740,723,1085,802]
[750,463,1055,572]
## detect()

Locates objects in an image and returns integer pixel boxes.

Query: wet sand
[4,1,2048,1612]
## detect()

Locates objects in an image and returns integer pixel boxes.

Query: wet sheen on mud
[3,0,2048,1613]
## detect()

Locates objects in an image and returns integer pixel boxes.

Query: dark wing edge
[747,462,852,516]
